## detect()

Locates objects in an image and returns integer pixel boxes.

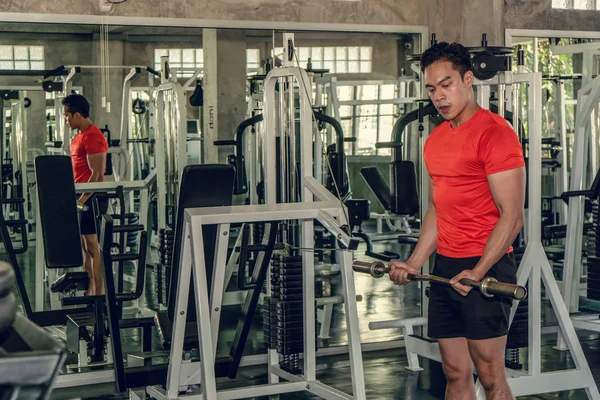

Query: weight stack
[265,254,317,375]
[505,293,528,369]
[154,228,174,306]
[587,201,600,301]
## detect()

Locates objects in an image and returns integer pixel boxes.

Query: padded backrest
[390,161,419,215]
[34,155,83,269]
[167,164,235,322]
[360,166,391,211]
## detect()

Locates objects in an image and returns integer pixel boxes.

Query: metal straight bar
[209,223,230,360]
[189,217,218,400]
[557,80,569,224]
[165,222,193,399]
[339,239,367,399]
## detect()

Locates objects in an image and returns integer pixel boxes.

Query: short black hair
[62,94,90,118]
[420,42,472,79]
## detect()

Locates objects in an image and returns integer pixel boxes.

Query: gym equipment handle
[77,203,89,212]
[352,260,527,301]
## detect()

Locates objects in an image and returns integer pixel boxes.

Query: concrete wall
[0,0,508,47]
[504,0,600,33]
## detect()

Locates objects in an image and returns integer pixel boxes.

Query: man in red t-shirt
[389,43,525,400]
[63,94,108,296]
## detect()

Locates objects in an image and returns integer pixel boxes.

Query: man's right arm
[388,178,438,285]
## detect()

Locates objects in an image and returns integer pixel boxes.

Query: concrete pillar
[203,29,247,164]
[24,90,46,158]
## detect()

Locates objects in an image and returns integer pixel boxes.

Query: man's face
[424,60,474,121]
[63,106,79,130]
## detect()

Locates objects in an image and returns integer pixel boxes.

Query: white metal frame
[558,75,600,349]
[370,72,600,399]
[147,52,366,398]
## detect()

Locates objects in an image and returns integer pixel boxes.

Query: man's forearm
[407,207,438,268]
[78,172,103,204]
[474,211,523,276]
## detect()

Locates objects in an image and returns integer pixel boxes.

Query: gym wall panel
[504,0,600,32]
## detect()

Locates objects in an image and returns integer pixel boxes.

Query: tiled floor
[6,228,600,399]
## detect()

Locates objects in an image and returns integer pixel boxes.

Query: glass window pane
[311,47,323,61]
[30,61,46,69]
[14,61,29,70]
[169,49,181,63]
[336,61,347,73]
[299,47,310,62]
[13,46,28,60]
[323,61,335,73]
[29,46,43,60]
[360,61,372,73]
[182,49,195,63]
[336,47,347,60]
[313,60,323,69]
[324,47,335,61]
[574,0,593,8]
[337,86,354,101]
[551,0,569,7]
[339,105,353,117]
[247,49,259,63]
[0,46,11,60]
[348,61,359,73]
[380,104,394,115]
[0,61,13,70]
[348,46,360,60]
[358,85,378,101]
[360,47,372,60]
[380,84,395,99]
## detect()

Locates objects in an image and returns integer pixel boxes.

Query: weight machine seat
[166,164,235,323]
[50,272,89,293]
[34,155,83,269]
[360,167,392,211]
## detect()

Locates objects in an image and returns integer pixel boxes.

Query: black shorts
[427,253,517,340]
[79,196,108,235]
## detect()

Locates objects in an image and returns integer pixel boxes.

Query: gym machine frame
[370,69,600,399]
[557,75,600,348]
[146,33,366,400]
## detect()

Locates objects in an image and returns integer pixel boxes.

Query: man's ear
[463,70,474,88]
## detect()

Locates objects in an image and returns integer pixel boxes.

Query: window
[335,83,399,155]
[154,48,203,78]
[0,45,44,70]
[297,46,372,73]
[274,46,373,73]
[247,49,261,71]
[552,0,600,9]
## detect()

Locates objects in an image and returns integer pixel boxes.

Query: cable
[290,41,352,230]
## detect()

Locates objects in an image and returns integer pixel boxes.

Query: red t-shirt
[70,125,108,183]
[423,108,525,258]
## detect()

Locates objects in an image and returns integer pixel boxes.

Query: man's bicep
[487,166,526,214]
[87,152,106,173]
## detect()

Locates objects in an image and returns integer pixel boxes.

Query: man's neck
[450,101,480,128]
[78,120,93,133]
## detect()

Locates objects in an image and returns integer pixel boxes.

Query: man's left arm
[77,152,107,206]
[450,166,526,295]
